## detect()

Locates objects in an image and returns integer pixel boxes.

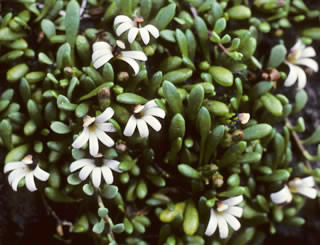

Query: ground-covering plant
[1,0,320,244]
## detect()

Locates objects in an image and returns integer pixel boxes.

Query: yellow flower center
[83,115,97,132]
[216,202,229,213]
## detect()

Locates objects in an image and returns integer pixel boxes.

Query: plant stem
[285,119,312,169]
[95,189,116,243]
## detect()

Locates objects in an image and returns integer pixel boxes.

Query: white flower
[69,155,122,187]
[123,100,165,138]
[92,40,147,75]
[205,195,243,239]
[114,15,159,45]
[270,176,317,204]
[3,155,50,192]
[284,40,318,89]
[72,107,116,156]
[238,113,250,124]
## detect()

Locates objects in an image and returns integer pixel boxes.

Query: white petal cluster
[270,176,317,205]
[92,40,147,75]
[114,15,159,45]
[3,155,50,192]
[284,40,318,89]
[70,156,122,188]
[72,107,117,156]
[205,195,243,239]
[124,100,165,138]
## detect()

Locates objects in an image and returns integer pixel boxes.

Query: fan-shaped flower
[205,195,243,239]
[92,40,147,75]
[114,15,159,45]
[270,176,317,204]
[284,40,318,89]
[69,154,122,187]
[3,155,50,192]
[72,107,116,156]
[123,100,165,138]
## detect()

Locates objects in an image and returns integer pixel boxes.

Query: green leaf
[243,124,272,141]
[65,0,80,63]
[101,185,118,199]
[41,19,56,39]
[83,183,94,196]
[302,126,320,145]
[57,95,77,111]
[98,207,109,218]
[294,89,308,113]
[261,92,283,116]
[267,44,287,68]
[162,80,183,114]
[209,66,233,87]
[73,215,89,233]
[116,93,147,105]
[79,82,114,102]
[152,3,176,30]
[50,121,71,134]
[175,29,188,57]
[112,223,125,233]
[67,173,82,185]
[35,0,56,22]
[92,220,105,234]
[178,164,200,179]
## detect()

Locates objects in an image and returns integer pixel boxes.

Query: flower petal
[296,187,317,199]
[25,172,37,192]
[284,64,298,87]
[70,159,94,172]
[72,128,90,149]
[205,209,218,236]
[92,49,113,62]
[101,166,114,184]
[104,160,121,173]
[140,27,150,45]
[121,51,147,61]
[95,129,114,148]
[33,166,50,181]
[223,195,243,206]
[222,213,241,231]
[11,171,26,191]
[270,185,292,204]
[9,169,25,185]
[128,27,139,43]
[295,58,318,72]
[93,54,114,69]
[227,206,243,218]
[117,56,140,75]
[116,22,134,36]
[295,65,307,89]
[89,132,99,156]
[114,15,133,25]
[4,162,25,173]
[299,176,316,187]
[143,115,161,132]
[93,42,112,52]
[143,100,158,110]
[96,107,115,123]
[137,119,149,138]
[291,40,304,53]
[97,123,117,132]
[79,164,95,180]
[217,215,229,239]
[144,107,165,119]
[144,24,160,38]
[300,47,316,58]
[91,167,102,188]
[124,115,137,137]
